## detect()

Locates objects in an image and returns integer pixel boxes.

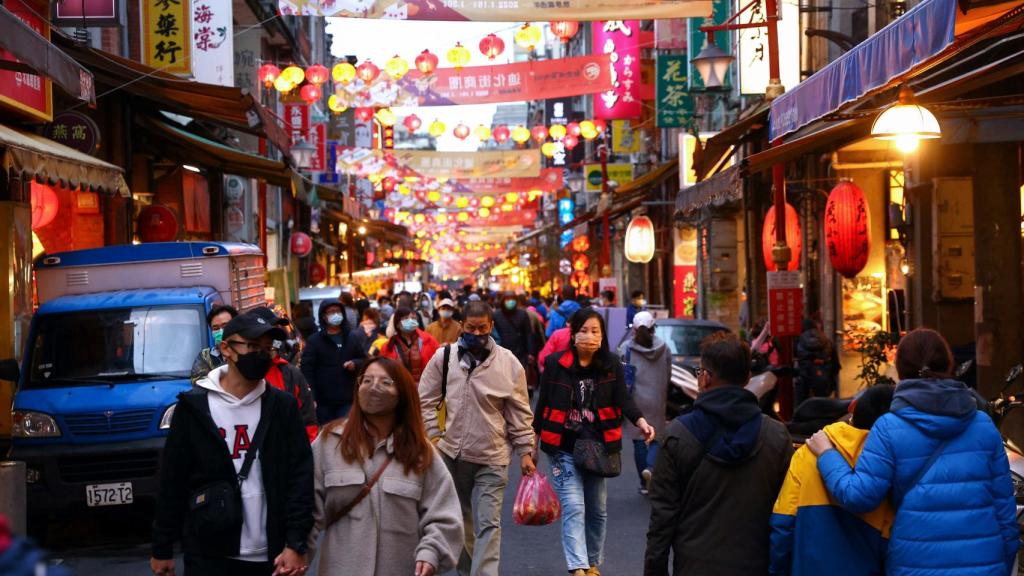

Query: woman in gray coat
[307,357,463,576]
[618,311,672,494]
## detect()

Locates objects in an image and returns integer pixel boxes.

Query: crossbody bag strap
[237,392,275,485]
[324,456,393,531]
[440,344,451,402]
[894,437,951,508]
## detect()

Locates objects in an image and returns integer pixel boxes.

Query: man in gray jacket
[419,301,536,576]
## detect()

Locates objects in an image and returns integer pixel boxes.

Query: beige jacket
[307,428,463,576]
[419,340,535,466]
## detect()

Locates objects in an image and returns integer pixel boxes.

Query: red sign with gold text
[0,0,52,121]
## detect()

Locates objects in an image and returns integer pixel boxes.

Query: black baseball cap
[223,311,288,342]
[248,306,290,327]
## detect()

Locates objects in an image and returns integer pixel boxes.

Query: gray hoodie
[619,335,673,440]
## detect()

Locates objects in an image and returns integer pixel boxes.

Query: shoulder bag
[436,345,451,436]
[894,437,951,508]
[323,455,393,531]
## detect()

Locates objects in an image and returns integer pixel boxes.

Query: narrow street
[49,441,652,575]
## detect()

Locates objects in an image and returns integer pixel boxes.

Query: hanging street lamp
[624,215,655,263]
[690,35,734,90]
[870,85,941,153]
[290,138,317,169]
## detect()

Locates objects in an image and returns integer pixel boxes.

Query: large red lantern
[299,83,321,104]
[825,180,871,278]
[290,231,313,257]
[479,33,505,60]
[550,21,580,43]
[531,125,549,143]
[563,134,580,150]
[137,205,178,242]
[354,107,375,122]
[414,50,439,75]
[403,114,422,132]
[492,125,511,143]
[355,60,380,83]
[30,182,59,230]
[257,64,280,88]
[309,262,327,285]
[762,203,802,271]
[305,64,330,85]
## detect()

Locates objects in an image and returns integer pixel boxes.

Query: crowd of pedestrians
[143,285,1020,576]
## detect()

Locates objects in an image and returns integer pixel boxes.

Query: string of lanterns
[377,112,607,151]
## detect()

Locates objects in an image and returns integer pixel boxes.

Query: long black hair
[569,307,615,371]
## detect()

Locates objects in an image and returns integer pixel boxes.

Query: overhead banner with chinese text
[337,147,543,179]
[593,20,642,119]
[142,0,191,75]
[280,0,711,20]
[0,0,52,122]
[455,169,564,194]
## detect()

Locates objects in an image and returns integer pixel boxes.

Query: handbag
[572,429,621,478]
[436,345,451,436]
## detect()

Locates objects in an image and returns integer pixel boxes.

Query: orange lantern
[453,123,471,140]
[825,180,871,278]
[257,64,280,88]
[479,33,505,60]
[571,235,590,252]
[550,21,580,43]
[305,64,329,85]
[415,49,439,75]
[30,182,59,230]
[624,215,655,263]
[762,203,803,271]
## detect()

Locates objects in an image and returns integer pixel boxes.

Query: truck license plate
[86,482,133,507]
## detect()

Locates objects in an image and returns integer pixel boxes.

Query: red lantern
[356,60,380,83]
[825,180,871,278]
[299,83,321,104]
[531,125,549,143]
[290,231,313,257]
[305,64,330,85]
[563,134,579,150]
[354,107,375,122]
[549,21,580,43]
[381,177,398,192]
[257,64,280,88]
[137,205,178,243]
[453,123,471,140]
[479,33,505,60]
[309,262,327,285]
[593,118,607,134]
[566,121,581,137]
[415,50,439,75]
[30,182,59,230]
[492,125,511,143]
[571,235,590,252]
[762,203,802,271]
[403,114,422,132]
[572,253,590,272]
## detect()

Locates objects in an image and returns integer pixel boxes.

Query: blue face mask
[460,332,487,352]
[400,318,419,333]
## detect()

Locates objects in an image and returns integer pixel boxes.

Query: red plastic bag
[513,471,561,526]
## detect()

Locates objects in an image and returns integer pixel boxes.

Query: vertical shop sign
[688,0,731,91]
[192,1,233,86]
[611,120,640,154]
[656,54,694,128]
[319,140,340,184]
[233,27,259,94]
[143,0,191,75]
[593,20,642,120]
[0,0,52,121]
[737,0,800,95]
[768,270,803,336]
[308,123,327,172]
[544,98,570,168]
[674,226,699,318]
[558,198,575,249]
[284,102,309,148]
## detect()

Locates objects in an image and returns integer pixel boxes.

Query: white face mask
[439,310,454,319]
[326,313,344,326]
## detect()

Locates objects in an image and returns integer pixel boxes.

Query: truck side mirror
[0,358,20,382]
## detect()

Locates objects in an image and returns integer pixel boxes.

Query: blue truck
[7,242,265,517]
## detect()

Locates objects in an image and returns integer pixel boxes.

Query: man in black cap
[151,310,313,576]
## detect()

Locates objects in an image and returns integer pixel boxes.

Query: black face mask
[235,350,273,381]
[635,327,654,348]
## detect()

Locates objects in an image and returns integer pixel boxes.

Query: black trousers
[184,555,274,576]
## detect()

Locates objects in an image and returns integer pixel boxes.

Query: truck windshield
[27,306,205,388]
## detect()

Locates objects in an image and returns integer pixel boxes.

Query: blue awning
[769,0,957,141]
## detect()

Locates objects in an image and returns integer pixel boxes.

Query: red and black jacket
[534,349,644,455]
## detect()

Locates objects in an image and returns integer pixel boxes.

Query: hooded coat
[645,386,794,576]
[619,335,672,440]
[545,300,581,338]
[300,298,364,409]
[816,378,1018,576]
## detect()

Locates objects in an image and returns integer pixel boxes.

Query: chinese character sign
[611,120,640,154]
[280,0,711,20]
[737,0,800,95]
[143,0,191,75]
[192,1,234,86]
[283,102,309,149]
[308,123,327,172]
[44,112,100,155]
[593,20,642,120]
[233,27,259,94]
[0,0,52,121]
[768,271,803,336]
[656,54,693,128]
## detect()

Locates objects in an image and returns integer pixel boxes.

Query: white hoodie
[196,365,268,562]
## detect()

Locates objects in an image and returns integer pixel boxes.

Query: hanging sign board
[142,0,192,75]
[593,20,642,120]
[768,270,803,336]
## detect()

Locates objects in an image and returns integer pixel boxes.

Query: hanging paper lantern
[452,123,471,140]
[273,75,295,93]
[505,192,519,204]
[479,33,505,60]
[549,21,580,43]
[579,120,598,140]
[479,207,491,218]
[415,49,440,75]
[549,124,567,141]
[541,142,557,158]
[404,114,422,132]
[428,119,446,138]
[332,62,356,84]
[762,203,803,272]
[447,42,472,68]
[455,196,470,209]
[515,23,542,50]
[511,125,531,144]
[456,212,470,222]
[375,108,397,127]
[281,65,305,85]
[299,83,321,104]
[475,124,492,141]
[492,125,511,143]
[571,234,590,252]
[624,215,656,263]
[356,60,380,83]
[825,180,871,278]
[566,121,581,136]
[385,55,410,80]
[30,182,59,230]
[258,64,280,88]
[305,64,330,85]
[427,190,442,203]
[355,107,375,122]
[481,195,495,208]
[531,125,549,143]
[572,253,590,272]
[563,134,580,150]
[327,94,348,114]
[593,119,608,134]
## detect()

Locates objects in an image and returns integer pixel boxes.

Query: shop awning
[360,219,411,246]
[141,116,293,188]
[614,161,678,195]
[694,101,770,182]
[0,124,128,196]
[0,10,94,104]
[55,34,291,155]
[768,0,1023,141]
[675,165,742,218]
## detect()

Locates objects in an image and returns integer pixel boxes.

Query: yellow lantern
[327,94,348,114]
[481,195,495,208]
[414,214,426,224]
[427,190,442,202]
[455,196,470,209]
[549,124,567,141]
[273,75,295,93]
[501,203,514,212]
[479,207,491,218]
[281,65,305,85]
[375,108,397,127]
[428,119,446,138]
[580,120,598,140]
[624,215,656,263]
[511,125,531,144]
[541,142,557,157]
[515,23,542,50]
[447,42,472,68]
[385,55,410,80]
[436,213,448,224]
[457,212,469,222]
[332,62,356,84]
[475,124,492,141]
[505,192,519,203]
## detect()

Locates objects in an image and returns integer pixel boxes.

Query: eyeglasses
[225,340,274,354]
[360,377,395,388]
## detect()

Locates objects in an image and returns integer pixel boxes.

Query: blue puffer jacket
[817,379,1018,576]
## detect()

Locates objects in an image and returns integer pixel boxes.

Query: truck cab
[10,242,264,515]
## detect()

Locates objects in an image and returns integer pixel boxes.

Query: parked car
[653,319,729,416]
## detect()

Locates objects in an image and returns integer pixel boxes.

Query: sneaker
[642,468,653,492]
[638,486,649,495]
[587,567,602,576]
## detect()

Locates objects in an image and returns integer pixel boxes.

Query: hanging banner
[454,169,564,194]
[611,120,641,154]
[593,20,642,120]
[737,0,800,95]
[142,0,191,75]
[656,54,694,128]
[283,102,309,147]
[280,0,711,20]
[192,1,234,86]
[337,147,543,179]
[0,0,52,122]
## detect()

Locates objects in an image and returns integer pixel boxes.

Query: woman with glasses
[307,357,462,576]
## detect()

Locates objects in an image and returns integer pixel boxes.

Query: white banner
[192,1,234,86]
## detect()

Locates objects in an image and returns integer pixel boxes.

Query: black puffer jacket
[299,298,364,407]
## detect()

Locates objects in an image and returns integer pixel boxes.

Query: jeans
[315,402,350,425]
[548,451,608,571]
[632,440,660,487]
[184,556,273,576]
[442,454,508,576]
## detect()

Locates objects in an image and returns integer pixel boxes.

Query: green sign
[656,55,694,128]
[688,0,733,91]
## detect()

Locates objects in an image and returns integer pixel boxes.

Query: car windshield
[655,325,727,357]
[27,306,204,388]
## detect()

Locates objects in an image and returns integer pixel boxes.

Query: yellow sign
[584,163,634,193]
[678,132,734,187]
[143,0,192,75]
[612,120,641,154]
